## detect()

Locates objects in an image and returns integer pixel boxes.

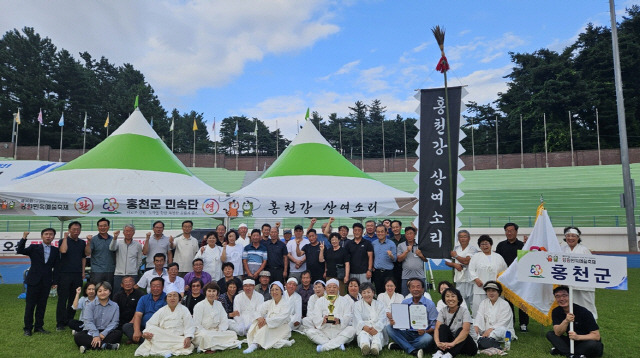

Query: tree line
[0,27,418,158]
[464,6,640,155]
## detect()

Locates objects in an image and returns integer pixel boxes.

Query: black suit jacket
[16,238,59,286]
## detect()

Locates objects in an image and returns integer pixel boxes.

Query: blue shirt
[83,299,119,337]
[372,238,397,270]
[242,243,268,274]
[401,295,438,331]
[90,233,115,272]
[43,244,51,263]
[136,292,167,327]
[363,232,377,242]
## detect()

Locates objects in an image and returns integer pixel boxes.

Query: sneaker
[520,324,528,332]
[316,345,323,353]
[111,343,120,350]
[550,347,560,355]
[442,353,453,358]
[432,351,444,358]
[416,349,424,358]
[71,330,77,336]
[388,342,401,351]
[370,345,379,356]
[361,344,371,356]
[340,344,345,351]
[79,346,86,354]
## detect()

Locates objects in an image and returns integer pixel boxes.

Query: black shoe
[519,324,528,332]
[34,328,50,334]
[388,342,402,351]
[568,355,586,358]
[550,347,560,355]
[23,329,32,336]
[56,326,66,331]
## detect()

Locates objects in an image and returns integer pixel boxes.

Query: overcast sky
[1,0,635,139]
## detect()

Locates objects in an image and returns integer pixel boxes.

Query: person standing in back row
[85,218,115,290]
[18,229,59,336]
[495,223,529,332]
[56,221,86,331]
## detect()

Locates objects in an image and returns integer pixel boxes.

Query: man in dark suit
[17,228,59,336]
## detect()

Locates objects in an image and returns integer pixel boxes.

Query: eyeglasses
[554,294,569,298]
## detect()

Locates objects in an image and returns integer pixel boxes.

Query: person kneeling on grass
[433,287,476,358]
[243,281,295,353]
[472,281,516,350]
[546,285,603,358]
[74,281,121,353]
[135,283,195,357]
[193,282,243,353]
[353,282,388,355]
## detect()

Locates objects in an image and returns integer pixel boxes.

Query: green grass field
[1,164,639,232]
[1,268,637,357]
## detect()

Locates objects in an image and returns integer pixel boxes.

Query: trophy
[326,294,337,324]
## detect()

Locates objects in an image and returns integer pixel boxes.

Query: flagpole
[276,120,279,158]
[82,112,87,154]
[214,117,218,168]
[192,129,196,168]
[471,117,476,170]
[568,110,574,166]
[495,115,499,169]
[520,114,524,168]
[255,120,258,171]
[596,108,601,165]
[544,113,549,168]
[106,112,110,137]
[13,113,19,160]
[360,120,364,171]
[37,119,41,161]
[339,122,343,155]
[59,121,64,162]
[403,120,408,172]
[235,121,239,171]
[382,119,386,172]
[610,0,637,252]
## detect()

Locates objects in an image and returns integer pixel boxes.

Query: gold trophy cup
[326,294,337,324]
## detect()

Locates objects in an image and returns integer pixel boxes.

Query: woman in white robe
[135,284,195,357]
[193,282,243,353]
[353,282,388,355]
[195,231,223,281]
[307,278,356,352]
[229,279,264,336]
[284,278,303,331]
[243,281,294,353]
[302,280,325,331]
[468,235,507,315]
[473,281,516,347]
[561,226,598,319]
[376,278,404,309]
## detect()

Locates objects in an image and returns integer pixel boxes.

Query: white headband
[242,279,255,286]
[287,277,298,284]
[565,229,580,236]
[326,278,339,287]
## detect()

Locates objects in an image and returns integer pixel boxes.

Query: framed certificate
[391,303,429,330]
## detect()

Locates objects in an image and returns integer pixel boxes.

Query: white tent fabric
[230,121,417,218]
[0,109,226,217]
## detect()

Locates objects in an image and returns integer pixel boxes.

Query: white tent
[229,120,417,218]
[0,109,226,217]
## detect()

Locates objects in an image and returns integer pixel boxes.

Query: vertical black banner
[417,86,462,259]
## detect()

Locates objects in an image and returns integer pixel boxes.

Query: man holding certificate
[385,278,438,358]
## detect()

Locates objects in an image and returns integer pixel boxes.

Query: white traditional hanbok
[229,291,264,336]
[285,290,303,331]
[376,291,404,310]
[194,245,223,281]
[452,243,480,309]
[306,295,356,351]
[353,298,388,351]
[302,293,324,331]
[468,252,507,314]
[561,243,598,319]
[135,304,195,356]
[246,298,294,349]
[473,296,516,341]
[192,299,243,351]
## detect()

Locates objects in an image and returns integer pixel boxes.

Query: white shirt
[287,238,309,273]
[137,268,169,293]
[452,244,480,283]
[195,245,223,281]
[145,304,195,338]
[285,290,302,327]
[377,291,405,310]
[234,291,265,323]
[173,236,200,272]
[353,299,387,332]
[193,299,229,331]
[164,276,186,295]
[222,243,244,277]
[468,252,508,294]
[236,237,250,248]
[474,297,515,338]
[561,243,595,292]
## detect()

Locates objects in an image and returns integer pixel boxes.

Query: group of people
[17,218,602,357]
